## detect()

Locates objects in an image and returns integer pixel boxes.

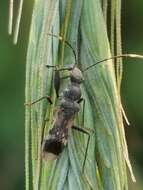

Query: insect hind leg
[72,125,92,172]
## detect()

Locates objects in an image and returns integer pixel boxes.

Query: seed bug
[26,33,143,171]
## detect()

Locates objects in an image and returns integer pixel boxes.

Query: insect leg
[46,64,73,71]
[72,125,91,172]
[46,65,60,98]
[25,96,53,106]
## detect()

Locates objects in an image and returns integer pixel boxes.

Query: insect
[27,35,91,171]
[26,33,143,171]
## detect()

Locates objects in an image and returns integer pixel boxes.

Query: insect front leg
[46,65,61,98]
[25,96,53,106]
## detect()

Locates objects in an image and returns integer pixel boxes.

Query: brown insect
[26,33,143,171]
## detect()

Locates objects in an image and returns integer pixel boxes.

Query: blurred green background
[122,0,143,189]
[0,1,143,189]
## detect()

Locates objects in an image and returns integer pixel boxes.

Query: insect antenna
[48,33,77,66]
[83,54,143,72]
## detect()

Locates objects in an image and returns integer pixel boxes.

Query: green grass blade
[25,0,135,189]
